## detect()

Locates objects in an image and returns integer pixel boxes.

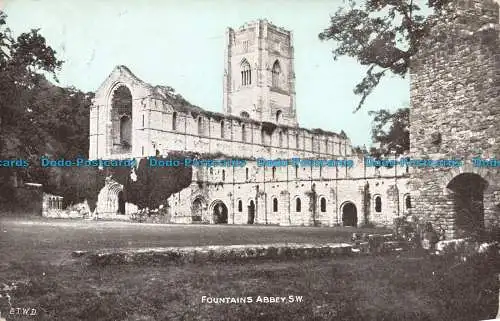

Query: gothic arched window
[276,110,282,123]
[272,60,281,88]
[241,59,251,86]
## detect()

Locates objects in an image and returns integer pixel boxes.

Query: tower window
[272,60,281,88]
[295,133,300,149]
[272,166,276,179]
[295,165,299,178]
[240,111,250,118]
[273,198,278,212]
[241,59,251,86]
[276,110,282,123]
[222,169,226,181]
[278,131,283,147]
[296,198,301,212]
[242,124,246,142]
[246,168,249,180]
[238,200,243,212]
[221,120,225,138]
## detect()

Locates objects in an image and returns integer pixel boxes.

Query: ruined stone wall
[168,160,410,227]
[410,0,500,238]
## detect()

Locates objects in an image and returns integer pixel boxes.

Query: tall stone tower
[409,0,500,238]
[223,20,298,126]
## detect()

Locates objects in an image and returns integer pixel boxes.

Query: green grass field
[0,218,498,320]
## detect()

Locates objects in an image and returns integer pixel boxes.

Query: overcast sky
[2,0,409,147]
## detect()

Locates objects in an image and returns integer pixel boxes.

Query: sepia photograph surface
[0,0,499,320]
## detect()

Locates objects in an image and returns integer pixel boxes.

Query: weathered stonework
[410,0,500,238]
[90,20,410,227]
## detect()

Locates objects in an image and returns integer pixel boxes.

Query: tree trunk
[496,273,500,319]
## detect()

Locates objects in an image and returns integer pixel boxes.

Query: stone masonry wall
[410,0,500,238]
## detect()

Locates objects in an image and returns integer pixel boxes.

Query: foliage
[124,155,193,210]
[368,107,409,156]
[42,167,106,212]
[319,0,451,111]
[0,12,95,207]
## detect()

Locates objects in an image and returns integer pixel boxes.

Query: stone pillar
[280,191,290,226]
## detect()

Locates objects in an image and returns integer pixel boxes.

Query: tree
[124,154,193,210]
[369,107,409,156]
[0,11,63,156]
[319,0,451,111]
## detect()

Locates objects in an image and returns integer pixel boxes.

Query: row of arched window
[372,194,412,213]
[235,195,411,215]
[240,59,281,87]
[170,111,345,154]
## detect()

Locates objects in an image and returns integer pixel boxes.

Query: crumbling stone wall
[410,0,500,238]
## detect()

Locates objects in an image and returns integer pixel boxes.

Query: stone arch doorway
[248,200,255,224]
[117,191,125,214]
[447,173,488,237]
[192,197,205,222]
[341,202,357,227]
[211,201,228,224]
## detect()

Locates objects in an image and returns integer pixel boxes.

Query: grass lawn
[0,217,498,320]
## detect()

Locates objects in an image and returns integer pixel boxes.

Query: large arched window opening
[241,59,251,86]
[111,85,132,153]
[240,111,250,118]
[272,60,281,88]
